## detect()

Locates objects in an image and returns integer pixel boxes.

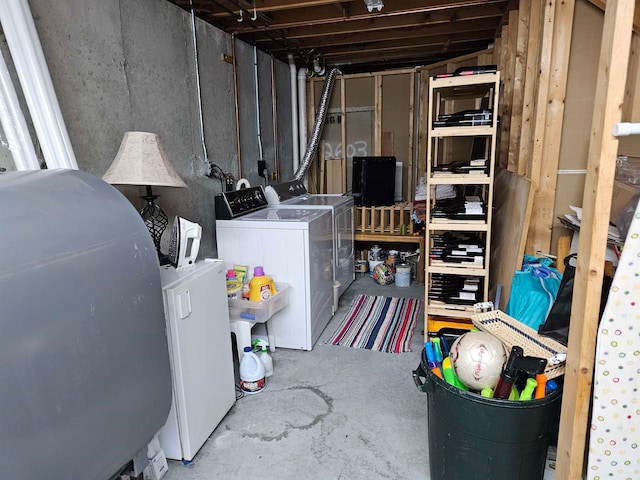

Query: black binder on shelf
[433,109,492,127]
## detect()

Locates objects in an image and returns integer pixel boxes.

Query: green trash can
[413,348,561,480]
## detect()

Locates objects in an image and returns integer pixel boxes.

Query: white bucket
[395,263,411,287]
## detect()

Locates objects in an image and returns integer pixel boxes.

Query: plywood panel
[382,73,412,200]
[553,172,587,230]
[490,168,534,310]
[325,158,343,194]
[557,1,603,171]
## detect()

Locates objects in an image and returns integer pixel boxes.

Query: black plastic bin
[413,349,561,480]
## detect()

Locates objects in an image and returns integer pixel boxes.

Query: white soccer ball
[449,331,507,391]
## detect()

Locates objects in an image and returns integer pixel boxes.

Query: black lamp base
[158,253,170,266]
[140,185,169,263]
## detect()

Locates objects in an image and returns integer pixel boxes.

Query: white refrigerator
[158,259,235,462]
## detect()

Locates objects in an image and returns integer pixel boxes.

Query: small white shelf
[228,282,290,323]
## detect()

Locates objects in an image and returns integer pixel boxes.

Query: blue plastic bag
[505,255,562,330]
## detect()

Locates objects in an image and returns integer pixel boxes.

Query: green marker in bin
[442,356,468,390]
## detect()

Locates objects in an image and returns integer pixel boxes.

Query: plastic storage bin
[413,348,561,480]
[228,282,290,323]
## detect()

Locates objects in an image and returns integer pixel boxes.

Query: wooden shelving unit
[424,71,500,335]
[353,204,425,284]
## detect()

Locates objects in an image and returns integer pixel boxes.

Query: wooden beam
[415,48,495,72]
[258,17,503,48]
[498,11,517,171]
[307,79,318,191]
[517,0,544,176]
[375,75,383,155]
[340,77,347,192]
[622,33,640,121]
[555,0,635,478]
[507,0,531,172]
[524,0,556,254]
[526,0,576,255]
[417,69,430,177]
[528,0,555,182]
[407,71,416,202]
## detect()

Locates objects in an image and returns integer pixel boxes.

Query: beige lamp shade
[102,131,186,187]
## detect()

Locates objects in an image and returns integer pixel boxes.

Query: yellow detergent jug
[249,266,276,302]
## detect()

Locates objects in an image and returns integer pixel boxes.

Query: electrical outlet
[201,161,212,176]
[225,174,235,191]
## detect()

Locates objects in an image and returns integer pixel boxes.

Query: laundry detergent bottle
[249,266,276,302]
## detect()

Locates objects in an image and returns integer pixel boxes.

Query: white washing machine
[216,206,334,350]
[265,181,355,297]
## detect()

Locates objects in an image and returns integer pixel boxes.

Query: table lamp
[103,131,186,263]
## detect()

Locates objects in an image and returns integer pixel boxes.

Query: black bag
[538,254,612,346]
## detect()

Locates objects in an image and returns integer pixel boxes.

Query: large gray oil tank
[0,169,172,479]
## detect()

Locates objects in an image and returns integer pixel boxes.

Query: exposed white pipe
[613,122,640,136]
[189,1,209,165]
[297,67,308,161]
[0,0,78,170]
[0,50,40,170]
[288,54,299,172]
[254,46,264,162]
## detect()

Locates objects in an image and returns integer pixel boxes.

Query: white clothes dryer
[265,180,355,297]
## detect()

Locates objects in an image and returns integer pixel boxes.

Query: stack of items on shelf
[431,187,486,221]
[430,231,484,266]
[433,109,493,127]
[428,273,481,305]
[432,158,487,175]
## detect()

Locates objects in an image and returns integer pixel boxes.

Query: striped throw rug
[329,295,423,353]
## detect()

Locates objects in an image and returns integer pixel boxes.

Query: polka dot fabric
[587,209,640,480]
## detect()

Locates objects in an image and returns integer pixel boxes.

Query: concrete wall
[1,0,293,258]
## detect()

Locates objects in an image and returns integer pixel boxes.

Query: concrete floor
[161,273,557,480]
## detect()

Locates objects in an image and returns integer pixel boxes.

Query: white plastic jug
[239,346,266,394]
[259,346,274,377]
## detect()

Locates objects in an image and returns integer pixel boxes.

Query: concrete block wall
[2,0,293,258]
